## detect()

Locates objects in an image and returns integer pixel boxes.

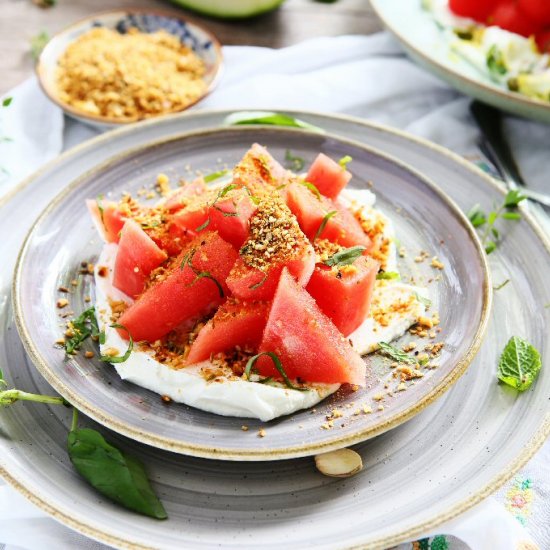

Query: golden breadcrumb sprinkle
[57,27,207,120]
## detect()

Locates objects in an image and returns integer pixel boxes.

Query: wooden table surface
[1,0,382,95]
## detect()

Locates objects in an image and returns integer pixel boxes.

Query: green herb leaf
[314,210,338,241]
[377,342,417,365]
[2,97,13,108]
[414,291,432,308]
[324,245,366,267]
[0,369,6,390]
[224,111,324,133]
[64,307,100,354]
[376,271,400,281]
[68,428,167,519]
[195,218,210,232]
[497,336,542,391]
[468,205,487,228]
[245,352,306,391]
[503,189,527,208]
[300,181,321,200]
[248,272,268,290]
[493,279,510,291]
[485,240,497,254]
[487,45,507,77]
[501,212,521,220]
[285,150,305,171]
[30,31,50,61]
[189,271,225,298]
[203,170,229,183]
[338,155,352,170]
[96,194,105,227]
[99,324,133,364]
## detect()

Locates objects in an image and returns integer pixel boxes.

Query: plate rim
[2,109,549,550]
[12,124,492,461]
[369,0,550,114]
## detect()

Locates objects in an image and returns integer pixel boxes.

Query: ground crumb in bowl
[56,27,207,120]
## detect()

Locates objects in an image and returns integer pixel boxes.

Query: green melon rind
[169,0,286,19]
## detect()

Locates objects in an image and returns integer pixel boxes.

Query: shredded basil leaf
[300,181,321,200]
[64,307,100,355]
[413,291,432,308]
[180,248,224,298]
[338,155,352,170]
[195,218,210,232]
[377,342,417,364]
[30,31,50,61]
[245,352,306,391]
[376,271,400,280]
[99,324,133,364]
[248,272,268,290]
[324,245,366,267]
[493,279,510,291]
[203,170,229,183]
[2,97,13,108]
[314,210,338,241]
[285,150,305,171]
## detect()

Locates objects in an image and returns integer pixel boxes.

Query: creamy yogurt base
[94,190,428,422]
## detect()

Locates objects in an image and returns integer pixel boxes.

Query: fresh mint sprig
[468,189,526,254]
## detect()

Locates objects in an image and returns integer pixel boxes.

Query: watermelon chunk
[117,232,238,342]
[285,182,372,250]
[171,187,256,249]
[232,143,292,193]
[164,177,208,213]
[145,217,194,257]
[113,220,168,298]
[208,188,257,248]
[306,153,352,200]
[226,198,315,300]
[306,255,379,336]
[257,269,367,386]
[187,300,270,364]
[87,199,127,243]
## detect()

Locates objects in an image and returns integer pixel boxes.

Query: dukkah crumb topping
[240,195,308,271]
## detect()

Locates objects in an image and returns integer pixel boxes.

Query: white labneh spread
[94,190,428,421]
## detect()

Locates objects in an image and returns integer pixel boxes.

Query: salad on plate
[425,0,550,101]
[82,145,433,421]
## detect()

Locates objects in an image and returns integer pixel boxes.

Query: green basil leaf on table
[68,428,167,519]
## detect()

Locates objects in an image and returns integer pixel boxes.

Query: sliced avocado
[169,0,286,19]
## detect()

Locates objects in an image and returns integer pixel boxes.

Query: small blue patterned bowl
[36,10,223,129]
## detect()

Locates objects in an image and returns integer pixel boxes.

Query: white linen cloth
[0,33,548,550]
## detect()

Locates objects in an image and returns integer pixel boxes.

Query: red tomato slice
[306,256,379,337]
[535,28,550,52]
[187,300,270,364]
[117,232,238,342]
[305,153,352,200]
[490,0,542,37]
[256,269,368,386]
[518,0,550,26]
[112,220,168,298]
[449,0,497,22]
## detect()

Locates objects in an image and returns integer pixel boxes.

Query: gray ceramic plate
[1,111,549,549]
[371,0,550,123]
[13,127,490,460]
